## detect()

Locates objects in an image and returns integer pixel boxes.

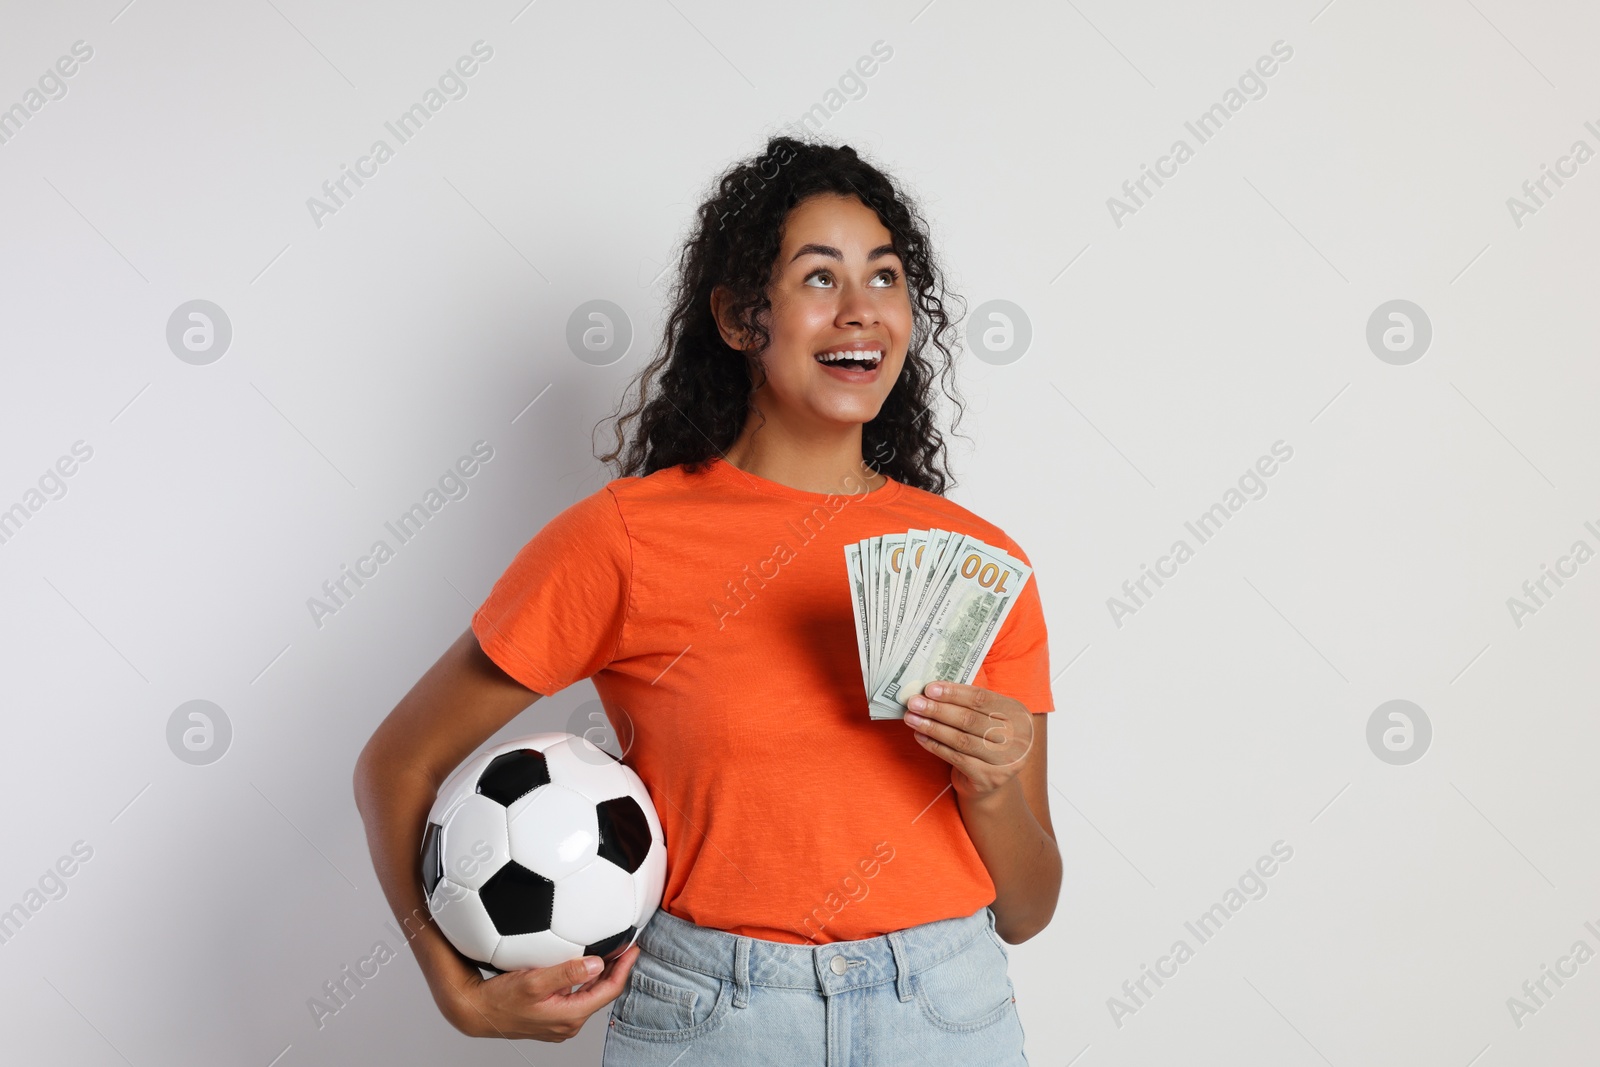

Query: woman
[354,136,1060,1064]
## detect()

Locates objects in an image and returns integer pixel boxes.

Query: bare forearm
[353,747,480,1025]
[956,777,1061,943]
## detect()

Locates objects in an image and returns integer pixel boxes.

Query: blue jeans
[601,905,1028,1066]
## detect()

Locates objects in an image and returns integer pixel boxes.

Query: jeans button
[830,955,849,975]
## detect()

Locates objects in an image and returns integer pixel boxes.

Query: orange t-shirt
[471,455,1054,944]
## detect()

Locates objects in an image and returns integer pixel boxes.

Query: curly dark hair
[593,134,969,495]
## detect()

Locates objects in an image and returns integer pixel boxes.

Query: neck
[722,415,885,496]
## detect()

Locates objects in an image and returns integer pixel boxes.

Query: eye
[803,267,902,288]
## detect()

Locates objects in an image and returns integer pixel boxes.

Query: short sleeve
[977,536,1054,713]
[471,486,632,696]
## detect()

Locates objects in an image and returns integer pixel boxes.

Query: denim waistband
[634,906,996,1006]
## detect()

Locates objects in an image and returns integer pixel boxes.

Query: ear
[710,285,754,352]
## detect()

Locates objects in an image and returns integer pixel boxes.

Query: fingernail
[904,712,927,727]
[584,956,603,975]
[907,696,925,710]
[928,684,943,697]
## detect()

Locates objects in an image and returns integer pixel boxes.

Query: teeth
[815,349,883,364]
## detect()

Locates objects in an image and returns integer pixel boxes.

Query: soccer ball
[421,731,666,974]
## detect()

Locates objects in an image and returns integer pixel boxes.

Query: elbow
[997,914,1051,945]
[352,735,384,819]
[996,857,1062,945]
[997,895,1059,944]
[352,723,445,822]
[351,749,370,819]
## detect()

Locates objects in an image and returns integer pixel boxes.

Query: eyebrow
[789,242,899,264]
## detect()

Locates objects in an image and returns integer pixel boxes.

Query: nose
[834,281,879,329]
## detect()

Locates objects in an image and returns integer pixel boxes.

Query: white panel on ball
[506,784,600,881]
[492,732,570,756]
[543,736,630,801]
[551,861,638,946]
[491,929,586,972]
[429,881,500,965]
[428,751,493,824]
[438,794,511,891]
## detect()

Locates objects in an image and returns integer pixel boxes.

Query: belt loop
[886,929,913,1002]
[732,935,750,1008]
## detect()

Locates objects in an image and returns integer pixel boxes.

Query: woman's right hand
[443,944,640,1042]
[354,628,642,1042]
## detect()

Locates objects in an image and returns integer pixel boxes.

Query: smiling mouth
[813,348,884,371]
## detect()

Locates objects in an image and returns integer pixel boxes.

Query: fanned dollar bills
[844,528,1033,720]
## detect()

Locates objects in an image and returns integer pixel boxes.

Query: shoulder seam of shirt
[601,483,634,668]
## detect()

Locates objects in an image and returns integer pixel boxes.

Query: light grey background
[2,0,1596,1064]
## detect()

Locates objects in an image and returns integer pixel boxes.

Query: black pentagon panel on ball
[585,926,635,961]
[420,822,444,898]
[595,796,652,874]
[476,749,551,807]
[479,860,556,935]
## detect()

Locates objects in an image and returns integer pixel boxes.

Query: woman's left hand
[903,682,1034,802]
